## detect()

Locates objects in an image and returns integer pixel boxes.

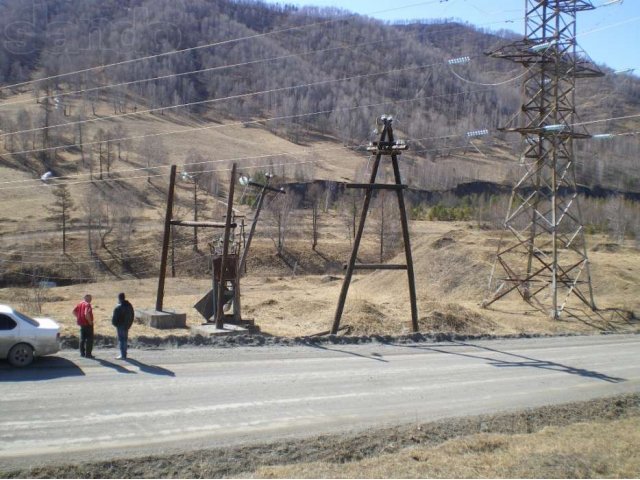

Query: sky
[265,0,639,75]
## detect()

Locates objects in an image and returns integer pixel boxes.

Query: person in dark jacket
[112,292,135,360]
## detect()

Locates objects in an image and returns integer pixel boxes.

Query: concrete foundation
[190,322,249,336]
[136,309,187,329]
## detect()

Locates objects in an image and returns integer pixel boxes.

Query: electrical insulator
[542,124,567,132]
[466,129,489,137]
[530,41,553,52]
[448,56,471,65]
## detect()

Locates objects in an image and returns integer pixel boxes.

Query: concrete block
[136,309,187,329]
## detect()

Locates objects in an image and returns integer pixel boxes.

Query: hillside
[1,215,638,340]
[0,0,639,192]
[0,0,638,333]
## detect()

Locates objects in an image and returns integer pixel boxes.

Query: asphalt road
[1,334,639,470]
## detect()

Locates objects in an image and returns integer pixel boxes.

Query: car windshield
[12,310,40,327]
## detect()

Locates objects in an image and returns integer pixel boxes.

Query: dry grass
[0,98,638,339]
[252,416,640,478]
[0,218,638,339]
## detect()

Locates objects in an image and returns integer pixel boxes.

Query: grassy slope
[253,416,640,478]
[0,218,638,339]
[0,97,638,338]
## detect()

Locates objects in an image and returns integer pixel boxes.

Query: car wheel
[8,343,34,367]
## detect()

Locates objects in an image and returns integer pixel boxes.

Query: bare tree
[39,84,53,168]
[605,195,628,244]
[308,183,324,250]
[92,129,107,180]
[266,187,298,254]
[75,108,86,167]
[15,109,32,151]
[81,187,99,257]
[46,184,75,254]
[373,190,400,262]
[138,136,169,184]
[338,188,361,242]
[181,150,211,251]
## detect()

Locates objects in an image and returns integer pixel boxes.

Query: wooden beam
[346,264,408,270]
[170,220,236,228]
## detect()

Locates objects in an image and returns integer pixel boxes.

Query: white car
[0,305,60,367]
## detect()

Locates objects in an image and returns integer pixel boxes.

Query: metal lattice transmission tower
[483,0,604,319]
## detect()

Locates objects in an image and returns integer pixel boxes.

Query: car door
[0,314,20,358]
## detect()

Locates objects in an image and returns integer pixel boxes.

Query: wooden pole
[238,175,284,276]
[156,165,176,312]
[332,155,382,334]
[332,117,418,334]
[238,176,271,277]
[215,164,237,329]
[391,152,419,332]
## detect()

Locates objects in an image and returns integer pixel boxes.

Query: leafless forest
[0,0,639,286]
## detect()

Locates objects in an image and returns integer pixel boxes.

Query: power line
[1,12,633,146]
[0,58,456,139]
[0,127,462,188]
[0,0,627,120]
[573,112,640,127]
[0,113,479,191]
[0,0,445,92]
[0,158,319,192]
[0,86,493,159]
[0,44,360,110]
[0,4,629,151]
[0,14,517,112]
[575,14,640,41]
[1,102,637,193]
[2,107,638,194]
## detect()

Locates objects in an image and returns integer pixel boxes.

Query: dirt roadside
[3,393,638,478]
[58,329,637,351]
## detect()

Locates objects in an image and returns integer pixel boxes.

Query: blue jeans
[116,326,129,358]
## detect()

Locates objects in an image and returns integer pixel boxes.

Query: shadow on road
[305,343,389,363]
[0,356,85,381]
[125,358,175,376]
[94,357,137,374]
[393,341,625,383]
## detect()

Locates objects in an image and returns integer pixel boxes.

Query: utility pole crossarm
[170,220,237,228]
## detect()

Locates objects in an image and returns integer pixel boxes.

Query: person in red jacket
[72,294,94,358]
